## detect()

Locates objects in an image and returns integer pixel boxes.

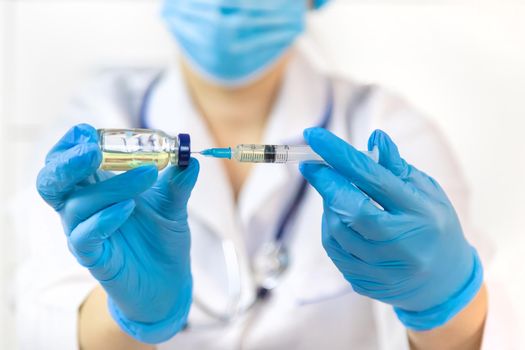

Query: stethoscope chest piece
[252,242,289,292]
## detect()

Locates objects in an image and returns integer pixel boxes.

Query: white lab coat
[13,38,514,349]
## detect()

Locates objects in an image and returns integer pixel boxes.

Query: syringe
[194,144,378,164]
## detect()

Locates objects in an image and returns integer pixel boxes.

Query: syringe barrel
[280,145,323,163]
[233,144,378,164]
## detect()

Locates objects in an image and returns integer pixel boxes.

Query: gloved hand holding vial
[36,124,199,344]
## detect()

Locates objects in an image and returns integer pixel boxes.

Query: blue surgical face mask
[162,0,309,87]
[314,0,330,8]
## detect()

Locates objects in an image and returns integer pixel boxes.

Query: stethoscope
[138,72,334,325]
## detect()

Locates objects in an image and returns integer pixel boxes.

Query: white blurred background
[0,0,524,348]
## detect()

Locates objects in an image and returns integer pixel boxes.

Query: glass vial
[98,128,191,171]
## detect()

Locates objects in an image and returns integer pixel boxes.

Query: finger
[323,209,377,263]
[46,124,99,164]
[368,130,436,194]
[304,127,413,211]
[62,166,158,232]
[69,200,135,267]
[322,229,390,283]
[323,207,396,263]
[368,130,409,178]
[147,158,200,220]
[37,142,102,210]
[300,163,396,241]
[321,228,409,288]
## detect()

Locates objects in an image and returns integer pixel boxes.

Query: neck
[181,55,290,146]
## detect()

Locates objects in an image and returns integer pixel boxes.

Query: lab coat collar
[146,44,329,245]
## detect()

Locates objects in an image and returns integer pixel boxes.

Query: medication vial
[98,129,191,171]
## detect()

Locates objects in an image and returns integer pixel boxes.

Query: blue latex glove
[300,128,483,331]
[36,124,199,343]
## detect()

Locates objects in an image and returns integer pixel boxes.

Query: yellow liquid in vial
[101,151,170,171]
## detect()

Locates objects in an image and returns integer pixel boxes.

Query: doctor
[25,0,490,349]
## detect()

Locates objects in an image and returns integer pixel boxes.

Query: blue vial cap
[178,133,191,167]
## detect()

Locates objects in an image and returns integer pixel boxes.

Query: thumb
[368,130,410,179]
[150,158,200,219]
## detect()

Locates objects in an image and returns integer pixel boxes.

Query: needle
[192,148,232,159]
